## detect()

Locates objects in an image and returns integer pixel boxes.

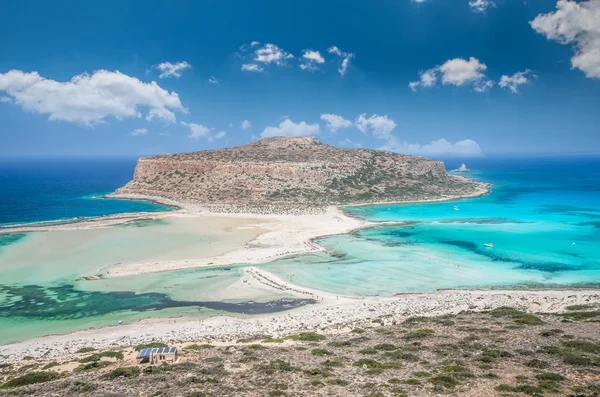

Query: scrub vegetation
[1,307,600,396]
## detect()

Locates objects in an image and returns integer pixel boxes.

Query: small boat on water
[453,206,460,211]
[484,243,494,248]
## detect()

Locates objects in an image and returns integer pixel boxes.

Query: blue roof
[137,346,177,358]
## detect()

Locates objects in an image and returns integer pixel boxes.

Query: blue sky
[0,0,599,158]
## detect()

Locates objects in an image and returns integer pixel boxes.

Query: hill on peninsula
[114,136,487,210]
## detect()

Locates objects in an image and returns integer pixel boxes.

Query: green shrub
[184,344,214,351]
[562,340,600,354]
[74,360,111,373]
[430,375,460,389]
[403,316,429,325]
[539,329,563,337]
[304,367,331,377]
[374,343,397,351]
[358,348,378,355]
[565,304,595,311]
[535,372,564,382]
[354,359,382,369]
[326,378,349,386]
[291,332,326,342]
[101,366,140,379]
[562,311,600,321]
[75,347,96,353]
[488,307,544,325]
[524,359,549,369]
[134,342,168,351]
[311,349,333,356]
[482,373,500,379]
[42,361,60,370]
[256,360,298,375]
[1,371,58,388]
[403,329,435,340]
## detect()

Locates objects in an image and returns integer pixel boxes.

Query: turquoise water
[2,156,600,343]
[265,157,600,295]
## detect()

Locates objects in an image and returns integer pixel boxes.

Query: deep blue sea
[0,158,171,226]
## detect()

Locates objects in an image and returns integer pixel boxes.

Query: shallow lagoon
[265,157,600,295]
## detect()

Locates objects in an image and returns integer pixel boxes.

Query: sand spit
[99,206,380,278]
[0,194,383,278]
[1,266,598,364]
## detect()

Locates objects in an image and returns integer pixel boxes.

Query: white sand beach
[1,265,598,363]
[1,198,378,281]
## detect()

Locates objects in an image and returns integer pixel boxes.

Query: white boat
[453,206,460,211]
[484,243,494,248]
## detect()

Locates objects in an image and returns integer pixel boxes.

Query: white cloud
[241,119,252,129]
[0,69,184,126]
[208,76,220,84]
[303,50,325,64]
[131,128,149,136]
[320,113,352,132]
[413,0,426,2]
[499,70,533,93]
[261,119,320,138]
[327,46,355,76]
[156,61,191,79]
[241,64,264,72]
[300,50,325,71]
[409,57,493,92]
[409,69,438,91]
[181,122,227,142]
[250,41,261,47]
[469,0,495,13]
[474,79,495,92]
[255,43,294,66]
[0,96,12,103]
[339,138,362,148]
[531,0,600,79]
[355,113,397,138]
[382,137,484,157]
[439,57,488,86]
[146,107,176,123]
[181,122,211,140]
[208,130,226,142]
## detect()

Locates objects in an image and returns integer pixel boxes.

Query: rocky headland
[112,136,488,213]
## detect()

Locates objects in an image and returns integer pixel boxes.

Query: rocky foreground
[1,305,600,396]
[114,136,487,212]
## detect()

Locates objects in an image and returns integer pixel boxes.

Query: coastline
[3,187,600,364]
[1,265,598,363]
[342,182,491,209]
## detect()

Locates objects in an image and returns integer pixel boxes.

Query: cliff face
[115,136,486,207]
